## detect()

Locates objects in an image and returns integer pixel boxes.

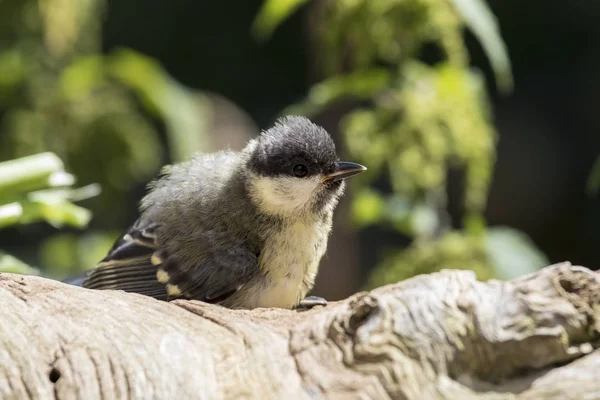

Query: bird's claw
[296,296,328,310]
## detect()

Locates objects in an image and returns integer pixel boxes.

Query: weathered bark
[1,262,599,399]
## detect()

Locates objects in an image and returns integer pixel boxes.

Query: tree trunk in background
[1,262,599,399]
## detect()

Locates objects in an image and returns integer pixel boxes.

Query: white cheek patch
[248,174,322,216]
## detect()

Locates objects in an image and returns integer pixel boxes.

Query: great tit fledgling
[80,116,366,309]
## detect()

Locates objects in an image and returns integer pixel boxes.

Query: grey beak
[321,161,367,183]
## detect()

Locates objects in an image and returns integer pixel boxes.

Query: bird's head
[244,116,366,217]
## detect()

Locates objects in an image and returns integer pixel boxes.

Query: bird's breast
[254,218,331,309]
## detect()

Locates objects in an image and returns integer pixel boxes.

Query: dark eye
[293,164,308,177]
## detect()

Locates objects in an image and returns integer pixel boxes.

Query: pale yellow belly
[228,219,329,309]
[222,273,309,309]
[253,275,307,309]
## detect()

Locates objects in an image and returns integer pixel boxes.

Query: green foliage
[286,69,393,116]
[484,226,548,280]
[352,189,442,238]
[0,153,99,274]
[107,49,212,163]
[343,63,495,216]
[0,0,546,283]
[252,0,312,39]
[256,0,512,91]
[450,0,513,92]
[0,0,210,275]
[367,231,492,288]
[0,252,39,275]
[39,231,120,278]
[367,226,548,287]
[265,0,543,283]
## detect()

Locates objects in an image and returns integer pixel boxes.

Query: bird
[76,116,366,309]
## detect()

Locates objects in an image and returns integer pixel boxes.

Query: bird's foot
[295,296,328,311]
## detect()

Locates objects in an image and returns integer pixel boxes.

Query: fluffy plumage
[80,116,365,309]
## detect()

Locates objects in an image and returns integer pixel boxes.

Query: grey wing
[83,221,259,304]
[159,244,259,303]
[82,221,168,300]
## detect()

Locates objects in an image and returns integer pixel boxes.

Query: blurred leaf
[20,197,92,229]
[384,195,413,233]
[352,188,385,227]
[451,0,513,93]
[386,62,496,214]
[586,156,600,196]
[108,49,211,162]
[39,234,78,275]
[484,226,548,280]
[39,0,99,57]
[341,109,389,175]
[48,172,76,187]
[29,183,102,203]
[285,69,392,116]
[60,55,105,100]
[408,202,439,238]
[367,231,494,289]
[75,231,119,271]
[353,189,443,236]
[0,153,98,230]
[463,213,486,237]
[0,152,65,197]
[0,49,25,95]
[0,251,39,275]
[0,203,23,229]
[252,0,312,40]
[40,231,119,277]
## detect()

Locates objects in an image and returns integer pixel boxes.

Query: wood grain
[1,262,599,399]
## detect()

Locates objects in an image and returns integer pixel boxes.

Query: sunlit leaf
[352,188,385,227]
[39,0,97,57]
[0,251,39,275]
[0,153,98,229]
[29,183,102,203]
[251,0,312,40]
[60,55,105,100]
[0,152,65,197]
[366,231,493,289]
[19,197,93,229]
[484,226,548,280]
[451,0,513,93]
[285,68,391,116]
[0,49,25,94]
[0,202,22,229]
[463,213,486,237]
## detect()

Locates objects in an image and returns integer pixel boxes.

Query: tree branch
[1,261,599,399]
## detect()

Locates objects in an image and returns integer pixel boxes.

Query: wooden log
[0,262,598,399]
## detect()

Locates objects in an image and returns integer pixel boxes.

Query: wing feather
[82,221,259,305]
[83,223,167,300]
